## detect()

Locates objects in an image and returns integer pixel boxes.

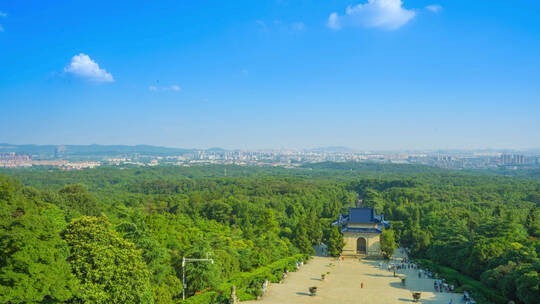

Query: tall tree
[380,229,396,259]
[325,226,344,257]
[292,219,315,254]
[525,207,540,237]
[63,216,153,304]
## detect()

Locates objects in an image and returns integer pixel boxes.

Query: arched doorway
[357,237,367,254]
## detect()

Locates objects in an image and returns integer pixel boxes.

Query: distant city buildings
[500,154,533,165]
[1,149,540,170]
[0,152,32,167]
[0,152,100,169]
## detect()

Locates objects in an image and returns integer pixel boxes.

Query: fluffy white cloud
[64,53,114,82]
[327,0,416,30]
[149,85,181,92]
[425,4,442,13]
[328,12,340,30]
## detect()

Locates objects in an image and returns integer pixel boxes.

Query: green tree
[380,229,396,259]
[525,207,540,237]
[63,216,153,304]
[254,209,279,235]
[516,270,540,304]
[117,214,182,304]
[292,219,315,254]
[305,210,323,245]
[325,226,344,257]
[0,175,79,304]
[58,184,101,218]
[182,239,220,297]
[0,205,79,303]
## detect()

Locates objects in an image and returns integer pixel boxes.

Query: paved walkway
[246,248,462,304]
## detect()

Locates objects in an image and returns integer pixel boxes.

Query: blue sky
[1,0,539,150]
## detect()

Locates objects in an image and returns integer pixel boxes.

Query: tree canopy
[1,163,540,303]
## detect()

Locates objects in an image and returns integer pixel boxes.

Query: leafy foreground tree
[63,216,153,304]
[0,176,79,304]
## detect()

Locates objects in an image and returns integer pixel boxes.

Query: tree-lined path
[246,248,463,304]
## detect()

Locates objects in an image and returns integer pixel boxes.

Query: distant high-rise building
[501,154,512,164]
[501,154,526,165]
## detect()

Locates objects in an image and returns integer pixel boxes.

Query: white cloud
[148,85,181,92]
[64,53,114,82]
[425,4,442,13]
[328,12,340,30]
[327,0,416,30]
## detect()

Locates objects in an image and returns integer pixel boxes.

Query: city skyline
[1,0,540,150]
[3,142,540,172]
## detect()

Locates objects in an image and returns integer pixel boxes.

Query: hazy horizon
[2,142,540,153]
[2,1,539,150]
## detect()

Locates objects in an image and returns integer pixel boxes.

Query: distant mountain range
[310,146,355,152]
[0,143,195,157]
[1,143,538,156]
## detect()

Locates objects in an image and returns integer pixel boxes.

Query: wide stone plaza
[246,248,463,304]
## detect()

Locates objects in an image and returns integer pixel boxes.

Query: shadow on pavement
[295,292,312,296]
[364,273,395,278]
[398,298,415,302]
[390,280,457,304]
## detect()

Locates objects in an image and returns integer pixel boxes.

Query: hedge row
[183,254,310,304]
[416,259,507,304]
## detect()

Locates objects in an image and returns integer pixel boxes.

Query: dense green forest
[1,164,539,304]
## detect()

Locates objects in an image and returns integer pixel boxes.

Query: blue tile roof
[332,207,391,229]
[348,207,376,223]
[341,227,383,234]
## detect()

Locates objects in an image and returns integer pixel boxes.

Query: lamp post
[182,253,214,300]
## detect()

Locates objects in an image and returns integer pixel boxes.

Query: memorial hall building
[333,207,390,257]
